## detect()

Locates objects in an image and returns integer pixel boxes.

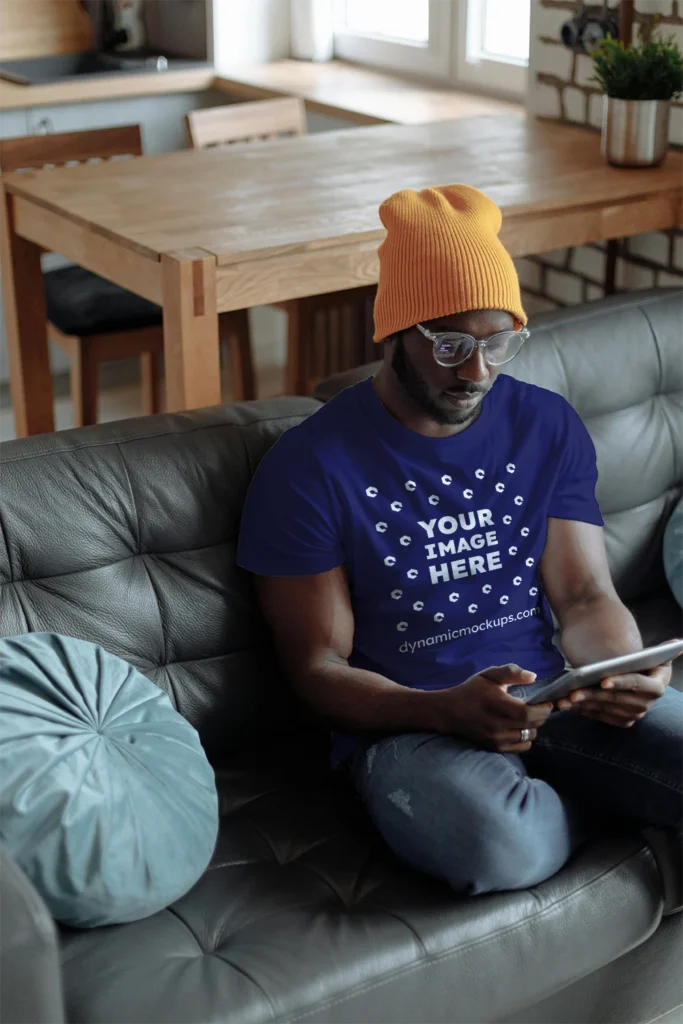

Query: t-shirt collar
[353,374,501,460]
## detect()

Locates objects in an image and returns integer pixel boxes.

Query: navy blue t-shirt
[237,374,603,766]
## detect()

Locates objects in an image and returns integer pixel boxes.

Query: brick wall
[519,0,683,315]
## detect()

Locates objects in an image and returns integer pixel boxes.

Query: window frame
[332,0,453,81]
[332,0,529,99]
[453,0,529,99]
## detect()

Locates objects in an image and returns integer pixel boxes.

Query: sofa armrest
[0,845,66,1024]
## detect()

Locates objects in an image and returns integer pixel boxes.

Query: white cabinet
[0,108,31,140]
[24,88,227,153]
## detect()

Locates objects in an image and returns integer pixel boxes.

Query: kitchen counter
[214,60,522,126]
[0,65,216,109]
[0,59,521,125]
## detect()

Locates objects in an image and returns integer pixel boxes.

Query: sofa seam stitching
[0,542,234,587]
[208,949,278,1019]
[644,1001,683,1024]
[115,442,141,555]
[280,848,656,1023]
[363,902,428,959]
[0,410,318,465]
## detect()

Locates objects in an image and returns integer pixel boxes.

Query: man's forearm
[294,658,442,735]
[560,593,642,667]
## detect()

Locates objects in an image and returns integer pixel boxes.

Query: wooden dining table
[2,112,682,436]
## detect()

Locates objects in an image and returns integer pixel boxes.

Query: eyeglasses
[416,323,530,368]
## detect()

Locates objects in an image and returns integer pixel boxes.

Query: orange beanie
[373,183,526,342]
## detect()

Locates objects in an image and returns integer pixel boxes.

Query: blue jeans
[347,683,683,895]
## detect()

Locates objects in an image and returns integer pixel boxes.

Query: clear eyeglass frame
[416,322,530,368]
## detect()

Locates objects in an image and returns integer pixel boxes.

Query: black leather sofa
[1,289,681,1024]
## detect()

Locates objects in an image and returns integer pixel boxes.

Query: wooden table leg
[0,187,54,437]
[604,239,619,295]
[161,249,221,412]
[284,298,317,396]
[140,351,163,415]
[70,338,99,427]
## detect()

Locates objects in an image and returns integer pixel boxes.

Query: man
[237,184,682,895]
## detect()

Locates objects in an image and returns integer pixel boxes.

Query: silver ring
[520,728,532,743]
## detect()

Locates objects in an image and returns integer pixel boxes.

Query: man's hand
[431,664,554,752]
[556,662,672,727]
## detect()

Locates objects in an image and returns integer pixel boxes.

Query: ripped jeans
[347,683,683,895]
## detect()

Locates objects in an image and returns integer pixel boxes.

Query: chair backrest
[186,98,307,149]
[0,125,142,174]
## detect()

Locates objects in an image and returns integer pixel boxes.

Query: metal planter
[601,96,671,167]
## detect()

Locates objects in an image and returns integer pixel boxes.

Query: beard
[391,334,490,426]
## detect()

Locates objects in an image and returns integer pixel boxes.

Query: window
[333,0,530,97]
[333,0,452,79]
[342,0,429,43]
[457,0,530,95]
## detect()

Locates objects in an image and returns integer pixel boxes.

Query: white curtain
[290,0,335,61]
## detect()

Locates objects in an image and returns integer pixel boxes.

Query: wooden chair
[0,126,164,426]
[186,96,308,148]
[186,99,377,396]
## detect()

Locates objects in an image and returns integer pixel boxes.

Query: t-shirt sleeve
[547,399,604,526]
[237,431,344,577]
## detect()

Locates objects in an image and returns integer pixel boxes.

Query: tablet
[525,638,683,705]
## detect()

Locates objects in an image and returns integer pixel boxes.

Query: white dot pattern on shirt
[373,466,537,631]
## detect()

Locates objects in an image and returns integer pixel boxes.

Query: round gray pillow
[0,633,219,928]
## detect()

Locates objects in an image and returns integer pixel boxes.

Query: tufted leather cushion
[57,755,665,1024]
[313,290,683,604]
[0,401,324,767]
[44,266,161,337]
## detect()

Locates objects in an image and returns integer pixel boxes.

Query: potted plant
[591,17,683,167]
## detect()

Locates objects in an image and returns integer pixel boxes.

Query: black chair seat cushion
[58,751,664,1024]
[44,267,161,338]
